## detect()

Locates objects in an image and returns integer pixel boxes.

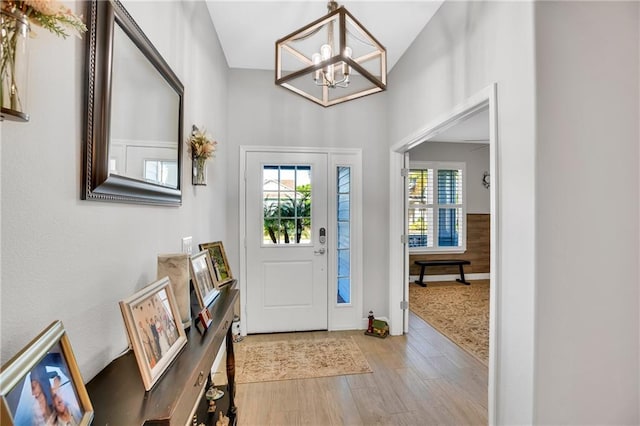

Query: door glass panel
[262,165,312,245]
[337,222,350,249]
[337,278,350,304]
[337,166,351,304]
[338,249,350,277]
[280,219,296,244]
[337,194,349,221]
[337,167,350,193]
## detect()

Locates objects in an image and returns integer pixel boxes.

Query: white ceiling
[205,1,445,71]
[429,107,490,143]
[203,0,487,140]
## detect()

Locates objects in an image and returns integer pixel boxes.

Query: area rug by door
[235,337,372,384]
[409,281,489,365]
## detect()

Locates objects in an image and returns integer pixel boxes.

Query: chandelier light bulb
[312,53,322,82]
[320,44,333,84]
[320,44,332,60]
[342,46,352,77]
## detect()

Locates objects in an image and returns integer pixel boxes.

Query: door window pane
[337,167,350,193]
[337,222,350,249]
[338,249,350,277]
[262,165,312,245]
[337,194,350,221]
[337,278,350,304]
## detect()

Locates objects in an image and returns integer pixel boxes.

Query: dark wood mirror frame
[82,0,184,206]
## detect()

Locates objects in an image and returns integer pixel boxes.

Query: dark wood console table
[87,287,239,425]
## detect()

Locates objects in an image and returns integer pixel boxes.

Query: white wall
[391,0,640,423]
[409,142,490,214]
[388,1,537,424]
[0,1,230,382]
[225,69,389,319]
[534,2,639,424]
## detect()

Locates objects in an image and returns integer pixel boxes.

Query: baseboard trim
[410,273,490,283]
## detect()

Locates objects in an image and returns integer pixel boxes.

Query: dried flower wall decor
[187,125,217,185]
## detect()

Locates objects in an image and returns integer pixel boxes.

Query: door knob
[314,247,326,255]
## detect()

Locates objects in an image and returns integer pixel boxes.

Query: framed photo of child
[0,321,94,426]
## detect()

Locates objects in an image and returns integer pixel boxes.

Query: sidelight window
[337,166,351,304]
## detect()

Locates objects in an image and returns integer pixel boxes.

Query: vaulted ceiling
[205,1,445,71]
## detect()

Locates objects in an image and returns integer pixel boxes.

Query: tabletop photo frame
[189,250,220,309]
[119,277,187,391]
[0,321,94,426]
[195,307,213,334]
[199,241,234,287]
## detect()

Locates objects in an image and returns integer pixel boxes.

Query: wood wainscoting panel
[409,214,490,276]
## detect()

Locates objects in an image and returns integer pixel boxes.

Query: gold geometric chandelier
[275,1,387,107]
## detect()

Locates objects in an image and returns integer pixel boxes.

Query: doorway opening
[388,84,499,422]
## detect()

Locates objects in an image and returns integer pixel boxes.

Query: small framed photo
[195,307,213,334]
[189,250,220,309]
[199,241,234,287]
[0,321,94,426]
[119,277,187,391]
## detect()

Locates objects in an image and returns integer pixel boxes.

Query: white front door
[245,152,328,333]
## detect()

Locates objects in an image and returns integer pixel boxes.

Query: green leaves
[28,10,87,39]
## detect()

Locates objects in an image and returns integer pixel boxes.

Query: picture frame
[119,277,187,391]
[195,307,213,334]
[0,321,94,426]
[189,250,220,309]
[199,241,234,287]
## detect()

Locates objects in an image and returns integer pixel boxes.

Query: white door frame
[388,84,499,424]
[239,146,363,335]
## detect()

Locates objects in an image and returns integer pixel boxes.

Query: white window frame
[329,152,363,330]
[408,160,466,254]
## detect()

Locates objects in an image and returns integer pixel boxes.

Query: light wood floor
[235,311,488,425]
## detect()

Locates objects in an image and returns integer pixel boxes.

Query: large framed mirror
[83,0,183,206]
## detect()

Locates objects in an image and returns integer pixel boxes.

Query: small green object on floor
[364,319,389,338]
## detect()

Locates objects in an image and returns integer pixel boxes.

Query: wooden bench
[414,259,471,287]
